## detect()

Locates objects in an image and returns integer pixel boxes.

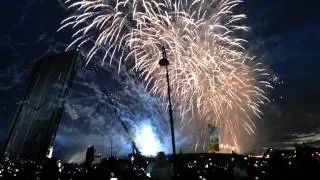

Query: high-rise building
[4,50,80,160]
[208,124,219,153]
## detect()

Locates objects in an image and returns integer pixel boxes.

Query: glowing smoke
[134,121,163,156]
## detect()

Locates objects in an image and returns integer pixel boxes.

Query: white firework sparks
[59,0,272,152]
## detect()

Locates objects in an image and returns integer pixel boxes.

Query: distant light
[46,146,53,159]
[57,161,62,168]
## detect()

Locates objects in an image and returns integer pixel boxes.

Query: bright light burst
[60,0,272,152]
[134,123,163,156]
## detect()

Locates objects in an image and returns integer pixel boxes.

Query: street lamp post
[159,46,176,159]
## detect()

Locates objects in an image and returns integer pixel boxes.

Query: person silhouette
[85,146,95,167]
[150,152,174,180]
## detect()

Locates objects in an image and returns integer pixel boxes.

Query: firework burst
[59,0,272,152]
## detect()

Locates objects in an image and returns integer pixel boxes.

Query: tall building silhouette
[4,50,80,160]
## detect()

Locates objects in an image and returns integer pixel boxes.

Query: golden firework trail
[59,0,272,152]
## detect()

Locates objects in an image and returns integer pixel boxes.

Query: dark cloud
[244,0,320,149]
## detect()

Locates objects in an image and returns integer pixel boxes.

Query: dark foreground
[1,149,319,180]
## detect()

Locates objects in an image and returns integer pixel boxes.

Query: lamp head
[159,57,169,66]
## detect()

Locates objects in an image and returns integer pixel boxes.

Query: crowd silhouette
[0,145,319,180]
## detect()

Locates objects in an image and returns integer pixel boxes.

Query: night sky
[1,0,320,160]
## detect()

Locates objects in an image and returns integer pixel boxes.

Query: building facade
[4,50,80,160]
